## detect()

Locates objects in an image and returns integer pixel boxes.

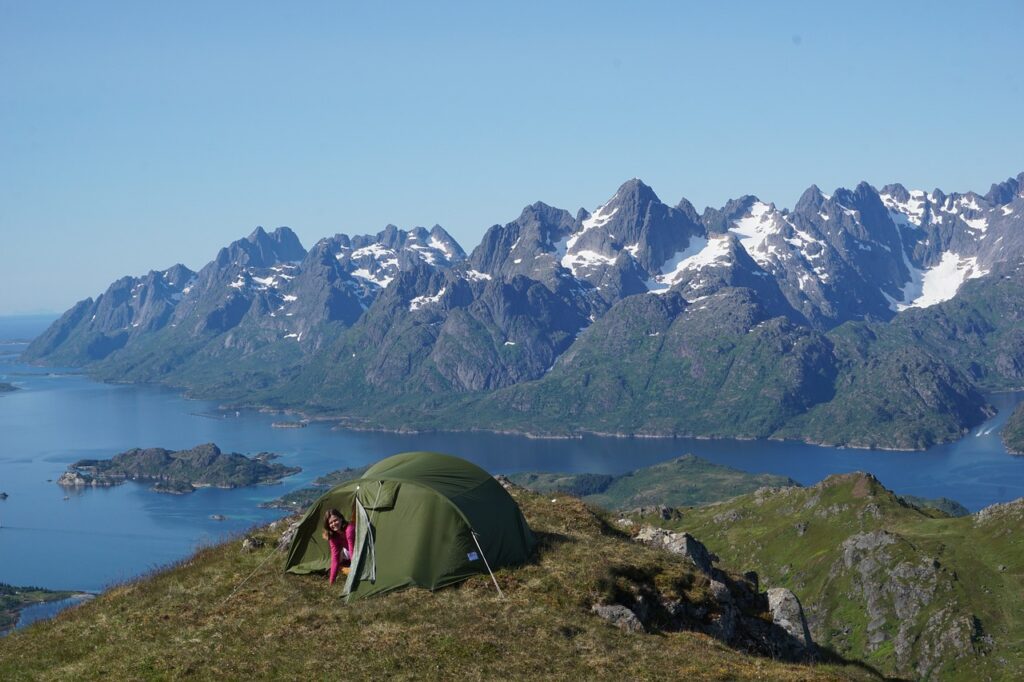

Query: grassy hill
[0,488,871,681]
[508,454,798,509]
[654,474,1023,680]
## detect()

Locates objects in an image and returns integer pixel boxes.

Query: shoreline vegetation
[56,443,300,495]
[205,397,995,452]
[0,585,79,634]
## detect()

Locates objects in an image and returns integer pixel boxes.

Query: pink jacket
[328,523,356,584]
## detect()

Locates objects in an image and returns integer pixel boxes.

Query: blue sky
[2,1,1022,315]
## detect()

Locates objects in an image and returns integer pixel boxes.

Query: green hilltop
[508,454,799,509]
[653,473,1023,681]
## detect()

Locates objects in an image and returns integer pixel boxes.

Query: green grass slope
[0,490,870,681]
[662,474,1024,680]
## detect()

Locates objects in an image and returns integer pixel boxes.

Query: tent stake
[471,531,503,599]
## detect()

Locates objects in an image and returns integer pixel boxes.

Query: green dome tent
[284,452,536,600]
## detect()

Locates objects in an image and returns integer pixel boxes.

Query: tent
[284,451,536,600]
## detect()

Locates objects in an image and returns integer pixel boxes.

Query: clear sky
[2,1,1022,315]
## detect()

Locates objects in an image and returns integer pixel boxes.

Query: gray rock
[276,519,302,552]
[635,526,716,575]
[767,588,814,653]
[591,604,644,633]
[241,536,265,552]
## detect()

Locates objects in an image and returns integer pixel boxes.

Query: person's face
[328,515,343,532]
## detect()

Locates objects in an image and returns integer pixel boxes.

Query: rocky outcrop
[602,525,815,662]
[767,588,814,656]
[634,526,716,575]
[56,471,121,488]
[825,529,983,678]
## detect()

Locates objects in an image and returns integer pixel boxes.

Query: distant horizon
[5,1,1023,315]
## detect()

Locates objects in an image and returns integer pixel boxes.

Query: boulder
[241,536,265,552]
[591,604,645,633]
[276,518,303,552]
[635,526,716,575]
[767,587,814,655]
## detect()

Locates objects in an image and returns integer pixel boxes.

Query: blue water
[1,314,1023,594]
[12,595,94,631]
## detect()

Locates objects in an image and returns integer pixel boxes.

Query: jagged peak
[984,173,1024,205]
[608,177,661,206]
[880,183,910,202]
[794,185,827,213]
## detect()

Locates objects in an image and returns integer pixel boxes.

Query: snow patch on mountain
[409,287,446,311]
[889,252,988,311]
[728,202,786,267]
[463,269,493,282]
[881,190,930,227]
[646,236,731,294]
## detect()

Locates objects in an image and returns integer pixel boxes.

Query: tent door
[342,499,376,598]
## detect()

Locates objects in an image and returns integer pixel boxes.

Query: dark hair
[322,508,347,536]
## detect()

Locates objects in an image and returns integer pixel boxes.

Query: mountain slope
[664,474,1024,680]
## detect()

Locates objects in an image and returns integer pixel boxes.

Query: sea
[2,314,1023,624]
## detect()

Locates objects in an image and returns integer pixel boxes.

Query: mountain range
[23,172,1024,449]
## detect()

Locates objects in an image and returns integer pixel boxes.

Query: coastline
[23,357,1002,454]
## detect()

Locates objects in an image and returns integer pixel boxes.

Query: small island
[57,443,301,494]
[1,583,77,633]
[271,421,307,429]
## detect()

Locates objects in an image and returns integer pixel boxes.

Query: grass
[0,489,872,681]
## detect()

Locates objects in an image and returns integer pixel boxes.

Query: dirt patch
[851,475,871,499]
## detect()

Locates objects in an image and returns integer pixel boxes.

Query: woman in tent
[322,508,355,584]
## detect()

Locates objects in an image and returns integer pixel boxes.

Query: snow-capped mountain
[23,171,1024,448]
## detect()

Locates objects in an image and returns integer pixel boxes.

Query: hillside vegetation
[0,489,871,681]
[508,455,798,509]
[656,474,1023,680]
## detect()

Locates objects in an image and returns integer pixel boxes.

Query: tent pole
[471,531,503,599]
